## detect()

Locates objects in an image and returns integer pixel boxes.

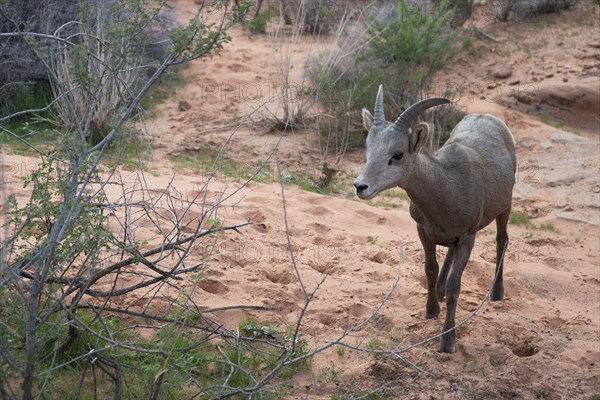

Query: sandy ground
[1,1,599,399]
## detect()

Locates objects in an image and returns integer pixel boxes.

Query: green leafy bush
[309,0,468,152]
[244,7,272,33]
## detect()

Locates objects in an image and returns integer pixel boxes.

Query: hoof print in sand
[198,279,229,295]
[510,341,540,358]
[264,268,295,284]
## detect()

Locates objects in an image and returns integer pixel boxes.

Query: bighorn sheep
[354,86,516,353]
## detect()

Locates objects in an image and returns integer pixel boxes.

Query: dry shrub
[308,0,468,153]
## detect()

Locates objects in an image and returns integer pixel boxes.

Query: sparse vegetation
[510,213,558,233]
[539,110,566,128]
[0,120,57,155]
[464,354,485,374]
[510,211,532,226]
[366,338,383,351]
[492,0,580,21]
[244,6,272,34]
[372,199,401,209]
[283,0,340,35]
[381,189,410,202]
[139,65,188,116]
[0,81,53,121]
[308,0,469,154]
[539,221,556,231]
[367,236,379,245]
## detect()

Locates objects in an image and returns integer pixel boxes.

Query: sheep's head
[353,85,450,200]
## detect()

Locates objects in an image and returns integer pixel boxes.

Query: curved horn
[392,97,451,133]
[373,85,385,127]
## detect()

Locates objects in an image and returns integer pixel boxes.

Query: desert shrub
[47,0,156,145]
[283,0,340,34]
[309,0,467,153]
[0,0,78,116]
[0,0,175,144]
[244,6,272,33]
[0,81,54,121]
[433,0,474,27]
[490,0,580,21]
[367,0,461,110]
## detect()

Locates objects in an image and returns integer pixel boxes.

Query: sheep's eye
[392,151,404,161]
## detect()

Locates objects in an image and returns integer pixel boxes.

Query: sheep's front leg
[439,233,475,353]
[417,226,439,319]
[436,247,455,302]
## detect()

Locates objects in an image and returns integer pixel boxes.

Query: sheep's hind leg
[491,209,510,301]
[436,247,455,302]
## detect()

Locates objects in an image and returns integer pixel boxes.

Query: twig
[475,28,500,43]
[276,161,309,300]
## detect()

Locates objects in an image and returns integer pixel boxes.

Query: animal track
[366,250,395,265]
[317,313,336,326]
[227,63,248,72]
[263,268,295,284]
[306,222,331,234]
[348,303,371,318]
[305,206,330,216]
[511,341,540,357]
[198,279,229,295]
[308,260,338,275]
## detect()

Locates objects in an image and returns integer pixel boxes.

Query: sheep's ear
[362,109,374,132]
[408,123,429,154]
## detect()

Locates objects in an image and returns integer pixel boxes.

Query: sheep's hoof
[439,329,456,353]
[438,340,456,354]
[491,287,504,302]
[425,305,440,319]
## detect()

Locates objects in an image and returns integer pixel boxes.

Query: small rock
[492,65,512,79]
[557,42,564,46]
[545,73,554,78]
[593,185,600,193]
[564,63,572,69]
[519,138,535,149]
[563,77,569,83]
[588,42,600,48]
[532,77,538,82]
[178,100,191,112]
[509,79,520,86]
[487,82,497,89]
